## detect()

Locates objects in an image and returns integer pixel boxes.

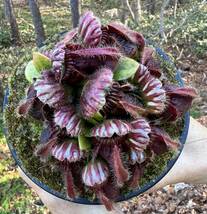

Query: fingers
[179,117,207,184]
[18,167,119,214]
[148,117,207,192]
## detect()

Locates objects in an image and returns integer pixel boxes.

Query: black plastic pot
[3,46,190,205]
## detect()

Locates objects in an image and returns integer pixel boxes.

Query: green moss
[160,118,184,140]
[4,44,185,200]
[148,45,179,85]
[159,57,178,84]
[4,61,63,193]
[140,150,176,186]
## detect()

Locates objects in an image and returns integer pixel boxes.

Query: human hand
[18,167,120,214]
[150,117,207,191]
[18,117,207,213]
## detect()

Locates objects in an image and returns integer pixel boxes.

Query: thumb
[18,167,120,214]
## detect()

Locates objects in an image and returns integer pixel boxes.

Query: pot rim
[3,45,190,205]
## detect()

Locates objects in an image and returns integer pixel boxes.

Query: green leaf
[24,60,41,82]
[78,135,91,151]
[33,52,52,72]
[113,56,140,81]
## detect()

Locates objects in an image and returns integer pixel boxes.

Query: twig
[174,0,178,18]
[125,0,135,21]
[176,47,184,61]
[159,0,171,40]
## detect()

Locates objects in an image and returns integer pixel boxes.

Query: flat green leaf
[78,135,91,151]
[113,56,140,81]
[33,52,52,72]
[24,60,41,82]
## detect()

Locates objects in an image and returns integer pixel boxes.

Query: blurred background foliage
[0,0,206,86]
[0,0,206,213]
